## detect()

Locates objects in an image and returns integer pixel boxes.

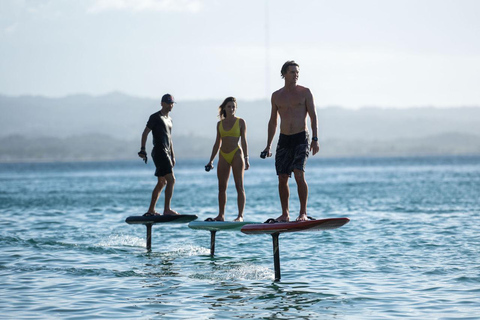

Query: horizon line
[1,91,479,109]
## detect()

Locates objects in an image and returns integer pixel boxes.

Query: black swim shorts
[275,131,309,176]
[151,148,173,177]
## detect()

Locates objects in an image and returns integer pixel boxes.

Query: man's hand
[310,141,319,156]
[260,147,272,159]
[138,150,147,163]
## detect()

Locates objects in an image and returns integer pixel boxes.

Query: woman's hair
[218,97,237,120]
[281,60,299,78]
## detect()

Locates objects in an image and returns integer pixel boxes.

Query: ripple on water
[2,157,480,319]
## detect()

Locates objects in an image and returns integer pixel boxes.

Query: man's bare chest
[276,99,306,116]
[276,91,305,108]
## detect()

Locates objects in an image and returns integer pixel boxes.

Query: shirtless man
[262,61,319,222]
[138,93,179,216]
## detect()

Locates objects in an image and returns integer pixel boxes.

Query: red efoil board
[241,217,350,235]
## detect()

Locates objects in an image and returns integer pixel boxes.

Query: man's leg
[294,169,308,221]
[276,174,290,222]
[163,173,179,215]
[147,176,166,214]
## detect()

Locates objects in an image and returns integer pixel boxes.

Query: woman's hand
[205,161,214,172]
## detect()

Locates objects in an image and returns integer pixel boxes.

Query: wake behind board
[125,214,198,225]
[241,217,349,235]
[189,221,256,231]
[189,220,258,256]
[242,217,350,281]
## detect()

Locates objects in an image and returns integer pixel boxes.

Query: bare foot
[234,216,244,222]
[275,214,289,222]
[163,209,180,216]
[296,213,308,221]
[213,214,225,221]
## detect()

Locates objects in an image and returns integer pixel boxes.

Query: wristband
[312,137,318,142]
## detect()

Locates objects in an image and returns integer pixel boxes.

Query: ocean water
[1,156,479,319]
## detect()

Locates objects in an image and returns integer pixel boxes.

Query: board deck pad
[240,217,349,234]
[125,214,198,225]
[188,221,257,231]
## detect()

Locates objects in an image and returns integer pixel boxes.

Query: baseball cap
[161,94,176,104]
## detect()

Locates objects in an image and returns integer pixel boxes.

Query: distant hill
[1,93,480,162]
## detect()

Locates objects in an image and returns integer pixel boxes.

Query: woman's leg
[215,155,231,221]
[231,151,245,222]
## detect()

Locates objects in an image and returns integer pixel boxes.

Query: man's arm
[306,89,319,155]
[170,140,175,167]
[262,93,278,157]
[141,126,151,149]
[139,126,151,161]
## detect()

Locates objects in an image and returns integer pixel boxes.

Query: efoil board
[241,217,350,235]
[125,214,198,225]
[189,221,257,231]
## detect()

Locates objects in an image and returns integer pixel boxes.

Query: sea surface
[1,156,479,319]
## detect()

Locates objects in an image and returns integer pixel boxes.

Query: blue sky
[1,0,479,108]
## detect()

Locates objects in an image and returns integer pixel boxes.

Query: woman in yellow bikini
[205,97,249,222]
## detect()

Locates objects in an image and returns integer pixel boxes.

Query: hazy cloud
[2,23,17,35]
[1,0,479,106]
[88,0,203,13]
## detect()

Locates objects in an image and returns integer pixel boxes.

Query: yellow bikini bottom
[220,146,239,165]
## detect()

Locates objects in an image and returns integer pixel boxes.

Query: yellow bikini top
[219,118,241,138]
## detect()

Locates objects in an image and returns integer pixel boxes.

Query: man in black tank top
[138,94,180,216]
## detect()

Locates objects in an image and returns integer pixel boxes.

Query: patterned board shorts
[275,131,310,176]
